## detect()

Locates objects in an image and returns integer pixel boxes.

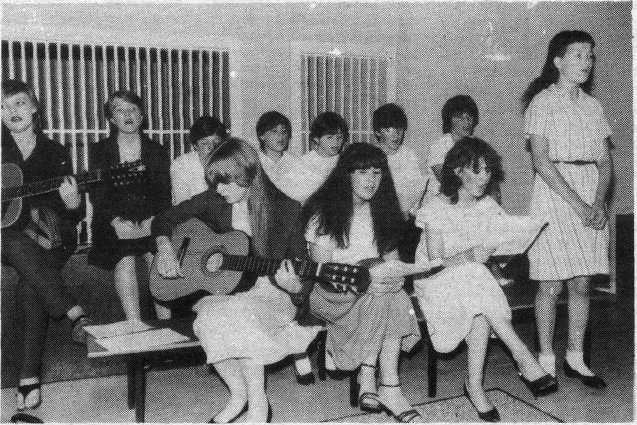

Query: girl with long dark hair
[302,143,422,422]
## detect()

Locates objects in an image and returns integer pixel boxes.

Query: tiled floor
[1,298,632,423]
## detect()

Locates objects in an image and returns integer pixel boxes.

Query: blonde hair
[203,138,270,256]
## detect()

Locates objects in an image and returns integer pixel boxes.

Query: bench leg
[317,331,326,381]
[134,356,146,423]
[127,357,136,409]
[427,342,437,398]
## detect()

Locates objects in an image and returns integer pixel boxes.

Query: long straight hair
[521,30,595,109]
[302,143,404,256]
[203,137,270,256]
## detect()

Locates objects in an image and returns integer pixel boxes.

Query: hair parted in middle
[202,137,270,256]
[440,136,504,204]
[301,142,405,255]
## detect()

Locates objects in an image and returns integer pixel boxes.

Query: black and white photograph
[0,1,632,423]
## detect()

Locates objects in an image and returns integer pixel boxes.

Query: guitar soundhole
[206,252,224,273]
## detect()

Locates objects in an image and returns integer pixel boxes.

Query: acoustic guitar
[1,160,146,229]
[149,218,372,302]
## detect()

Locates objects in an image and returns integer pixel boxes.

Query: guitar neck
[220,254,318,278]
[2,170,103,202]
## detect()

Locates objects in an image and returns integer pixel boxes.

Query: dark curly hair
[440,136,504,204]
[302,143,404,255]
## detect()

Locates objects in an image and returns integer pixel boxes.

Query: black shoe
[518,373,558,398]
[16,383,41,411]
[209,403,248,423]
[10,413,43,423]
[295,371,316,385]
[563,360,607,389]
[463,382,500,422]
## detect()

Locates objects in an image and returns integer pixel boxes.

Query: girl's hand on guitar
[368,260,407,294]
[155,242,183,278]
[274,259,302,293]
[111,217,150,239]
[59,176,81,210]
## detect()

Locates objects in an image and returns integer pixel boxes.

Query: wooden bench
[87,318,201,423]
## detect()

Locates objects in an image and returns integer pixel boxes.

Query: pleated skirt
[528,163,609,281]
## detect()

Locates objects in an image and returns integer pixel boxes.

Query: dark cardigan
[88,134,171,267]
[151,175,318,324]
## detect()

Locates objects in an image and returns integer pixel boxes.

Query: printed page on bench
[485,215,549,258]
[97,328,191,353]
[83,320,153,339]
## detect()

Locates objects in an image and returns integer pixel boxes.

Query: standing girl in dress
[153,138,321,423]
[88,90,172,321]
[413,137,557,422]
[522,30,612,388]
[302,143,422,422]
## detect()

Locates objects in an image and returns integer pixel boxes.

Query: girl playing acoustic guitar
[1,79,91,411]
[152,138,322,423]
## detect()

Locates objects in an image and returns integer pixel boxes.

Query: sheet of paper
[485,216,548,257]
[83,320,153,339]
[97,328,191,353]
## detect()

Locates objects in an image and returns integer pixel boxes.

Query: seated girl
[255,111,299,183]
[153,138,322,423]
[302,143,422,423]
[274,111,347,203]
[171,115,228,205]
[413,137,557,422]
[88,90,172,321]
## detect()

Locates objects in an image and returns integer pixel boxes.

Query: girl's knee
[538,281,563,299]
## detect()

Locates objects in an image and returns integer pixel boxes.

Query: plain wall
[3,1,631,216]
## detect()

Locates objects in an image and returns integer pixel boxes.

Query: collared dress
[524,84,611,281]
[413,195,511,353]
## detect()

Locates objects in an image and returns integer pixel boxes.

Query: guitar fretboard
[220,254,318,278]
[2,170,104,201]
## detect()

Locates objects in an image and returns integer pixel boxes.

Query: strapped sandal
[377,383,423,423]
[16,383,41,411]
[358,363,381,413]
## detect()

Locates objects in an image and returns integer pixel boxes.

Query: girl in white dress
[154,138,321,422]
[414,137,556,421]
[522,30,612,388]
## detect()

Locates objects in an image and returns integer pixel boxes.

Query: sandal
[357,363,381,413]
[377,383,423,423]
[16,383,41,411]
[71,315,92,345]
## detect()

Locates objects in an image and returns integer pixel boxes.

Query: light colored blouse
[273,150,338,203]
[524,84,611,161]
[170,151,208,205]
[305,204,378,265]
[386,146,430,215]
